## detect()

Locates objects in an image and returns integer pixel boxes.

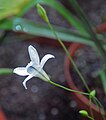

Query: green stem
[34,67,89,96]
[88,115,94,120]
[69,0,106,63]
[36,5,105,119]
[47,20,106,120]
[47,21,90,93]
[0,68,13,75]
[93,99,101,114]
[94,97,106,120]
[89,98,94,119]
[48,80,89,96]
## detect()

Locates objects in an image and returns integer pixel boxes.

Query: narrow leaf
[99,70,106,95]
[0,17,104,46]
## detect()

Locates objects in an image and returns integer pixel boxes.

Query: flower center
[27,65,41,75]
[27,66,36,74]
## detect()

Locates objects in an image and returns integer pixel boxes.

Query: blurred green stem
[89,98,94,120]
[47,20,90,92]
[49,80,89,96]
[0,68,13,75]
[69,0,106,62]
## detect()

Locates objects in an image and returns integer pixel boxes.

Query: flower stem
[87,115,94,120]
[34,67,89,95]
[89,98,94,120]
[48,80,89,96]
[47,21,90,93]
[94,97,106,120]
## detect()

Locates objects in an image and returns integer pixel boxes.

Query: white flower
[13,45,55,89]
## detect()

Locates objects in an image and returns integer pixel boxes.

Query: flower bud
[79,110,88,117]
[36,3,49,23]
[90,90,96,99]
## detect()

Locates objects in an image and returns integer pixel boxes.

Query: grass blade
[99,70,106,95]
[69,0,106,62]
[0,17,105,46]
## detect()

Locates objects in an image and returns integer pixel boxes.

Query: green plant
[0,0,106,120]
[0,0,105,47]
[35,2,106,120]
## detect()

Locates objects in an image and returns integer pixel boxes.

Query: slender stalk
[36,4,105,119]
[34,67,90,96]
[69,0,106,62]
[89,98,94,119]
[94,97,106,120]
[47,20,106,119]
[87,115,94,120]
[47,21,90,92]
[47,20,106,120]
[48,80,89,96]
[93,99,101,114]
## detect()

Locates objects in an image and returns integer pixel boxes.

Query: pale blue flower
[13,45,55,89]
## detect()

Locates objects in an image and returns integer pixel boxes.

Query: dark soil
[0,41,80,120]
[70,46,106,109]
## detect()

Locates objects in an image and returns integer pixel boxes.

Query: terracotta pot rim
[64,43,105,118]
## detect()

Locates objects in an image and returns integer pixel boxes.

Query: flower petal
[13,67,29,76]
[40,54,55,68]
[23,75,33,89]
[36,69,50,81]
[28,45,40,65]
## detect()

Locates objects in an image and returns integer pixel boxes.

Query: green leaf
[0,0,34,20]
[69,0,106,62]
[0,17,96,46]
[36,1,106,61]
[17,0,34,17]
[69,0,94,27]
[0,17,106,47]
[99,69,106,95]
